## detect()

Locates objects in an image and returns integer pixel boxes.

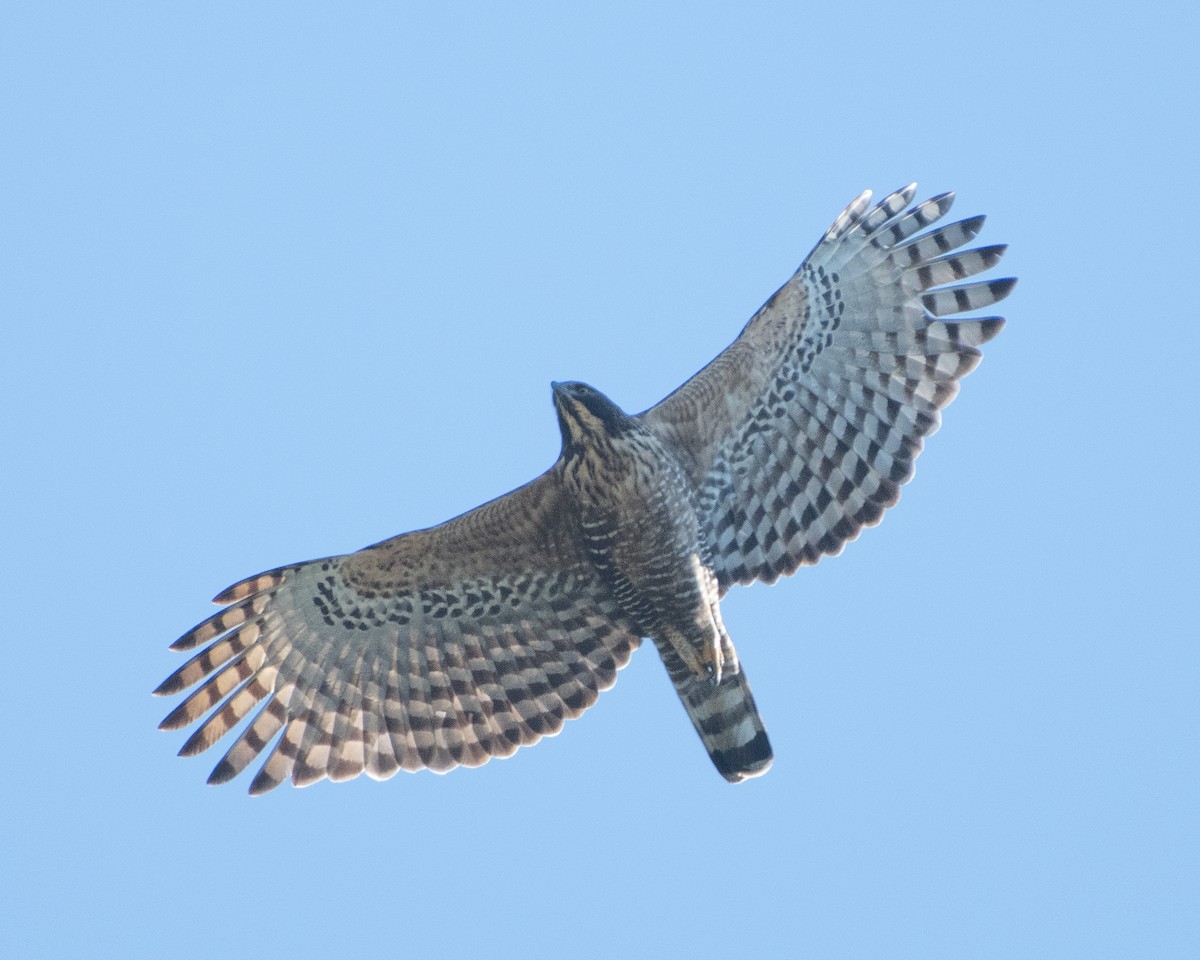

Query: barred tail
[658,644,773,782]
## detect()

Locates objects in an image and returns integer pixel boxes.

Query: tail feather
[657,643,773,782]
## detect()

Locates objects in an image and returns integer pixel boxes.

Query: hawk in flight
[156,184,1014,792]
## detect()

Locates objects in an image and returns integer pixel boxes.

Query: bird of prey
[156,184,1014,793]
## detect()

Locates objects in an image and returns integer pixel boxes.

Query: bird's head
[551,381,632,451]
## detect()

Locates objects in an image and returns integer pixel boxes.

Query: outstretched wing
[639,185,1013,589]
[155,471,641,793]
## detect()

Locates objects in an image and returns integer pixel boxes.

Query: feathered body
[553,381,769,779]
[156,184,1013,792]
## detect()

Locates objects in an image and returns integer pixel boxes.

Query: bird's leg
[661,623,725,687]
[700,623,724,687]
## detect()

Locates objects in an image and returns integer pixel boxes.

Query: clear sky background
[3,3,1196,958]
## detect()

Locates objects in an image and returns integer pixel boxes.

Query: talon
[701,647,723,687]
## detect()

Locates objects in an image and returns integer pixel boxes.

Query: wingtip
[159,704,190,731]
[929,190,956,217]
[206,758,238,786]
[825,189,874,241]
[247,769,278,796]
[991,276,1019,302]
[212,569,286,605]
[177,728,212,758]
[976,316,1007,343]
[167,633,195,653]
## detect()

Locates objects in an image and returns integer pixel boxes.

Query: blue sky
[3,2,1197,958]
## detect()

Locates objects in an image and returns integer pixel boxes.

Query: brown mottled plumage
[156,184,1013,792]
